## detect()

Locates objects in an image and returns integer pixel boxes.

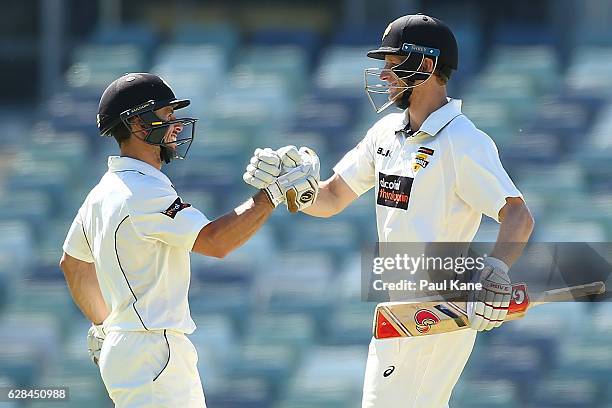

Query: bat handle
[538,281,606,303]
[508,281,606,317]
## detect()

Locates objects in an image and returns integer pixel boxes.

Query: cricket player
[244,14,535,407]
[59,73,318,407]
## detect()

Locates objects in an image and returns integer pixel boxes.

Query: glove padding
[297,147,320,183]
[243,146,302,189]
[277,145,303,171]
[264,162,319,212]
[87,323,105,366]
[467,257,511,331]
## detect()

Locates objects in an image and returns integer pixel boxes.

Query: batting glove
[243,146,302,189]
[277,145,303,172]
[467,257,512,331]
[298,147,320,183]
[87,323,105,366]
[264,162,319,212]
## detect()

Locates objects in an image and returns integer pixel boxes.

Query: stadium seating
[172,23,241,56]
[65,45,147,91]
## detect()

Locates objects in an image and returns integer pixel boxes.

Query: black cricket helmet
[365,14,458,113]
[97,73,197,163]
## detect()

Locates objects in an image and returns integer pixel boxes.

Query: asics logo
[383,366,395,377]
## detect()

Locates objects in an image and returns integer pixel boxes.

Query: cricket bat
[373,281,605,339]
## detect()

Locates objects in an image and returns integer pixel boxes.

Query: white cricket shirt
[334,98,522,243]
[63,156,209,334]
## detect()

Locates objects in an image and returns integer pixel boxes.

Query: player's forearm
[301,187,341,217]
[60,253,109,324]
[489,198,535,267]
[193,191,273,258]
[302,176,354,218]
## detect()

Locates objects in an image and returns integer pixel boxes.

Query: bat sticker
[508,283,530,314]
[414,309,441,333]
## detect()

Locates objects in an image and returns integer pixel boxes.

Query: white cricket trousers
[99,330,206,407]
[362,329,476,408]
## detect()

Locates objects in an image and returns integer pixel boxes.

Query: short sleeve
[452,130,522,222]
[333,129,376,196]
[127,189,210,251]
[63,210,94,263]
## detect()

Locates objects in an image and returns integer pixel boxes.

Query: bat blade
[374,301,469,338]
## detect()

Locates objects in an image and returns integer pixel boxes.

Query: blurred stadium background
[2,0,612,407]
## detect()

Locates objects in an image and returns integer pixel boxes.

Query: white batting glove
[467,257,512,331]
[276,145,302,172]
[243,146,302,189]
[275,146,320,212]
[298,147,320,181]
[243,148,282,189]
[264,163,319,212]
[87,323,105,366]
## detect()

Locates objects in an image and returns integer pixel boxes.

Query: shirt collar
[405,98,463,138]
[107,156,173,187]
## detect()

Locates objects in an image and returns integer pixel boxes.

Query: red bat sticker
[508,283,530,314]
[414,309,441,333]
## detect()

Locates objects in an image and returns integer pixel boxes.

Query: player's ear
[122,117,148,143]
[127,117,146,134]
[423,57,435,73]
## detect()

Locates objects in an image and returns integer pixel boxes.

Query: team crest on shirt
[411,153,429,174]
[411,147,434,175]
[162,197,191,219]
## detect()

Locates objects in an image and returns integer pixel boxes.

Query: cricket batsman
[243,14,535,407]
[59,73,319,407]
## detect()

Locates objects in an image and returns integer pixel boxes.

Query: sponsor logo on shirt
[377,172,413,210]
[418,147,434,156]
[162,197,191,219]
[377,147,392,157]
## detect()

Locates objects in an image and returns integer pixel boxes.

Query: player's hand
[298,146,320,181]
[87,323,106,366]
[467,257,511,331]
[263,162,319,212]
[276,145,302,172]
[243,146,302,189]
[243,148,282,189]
